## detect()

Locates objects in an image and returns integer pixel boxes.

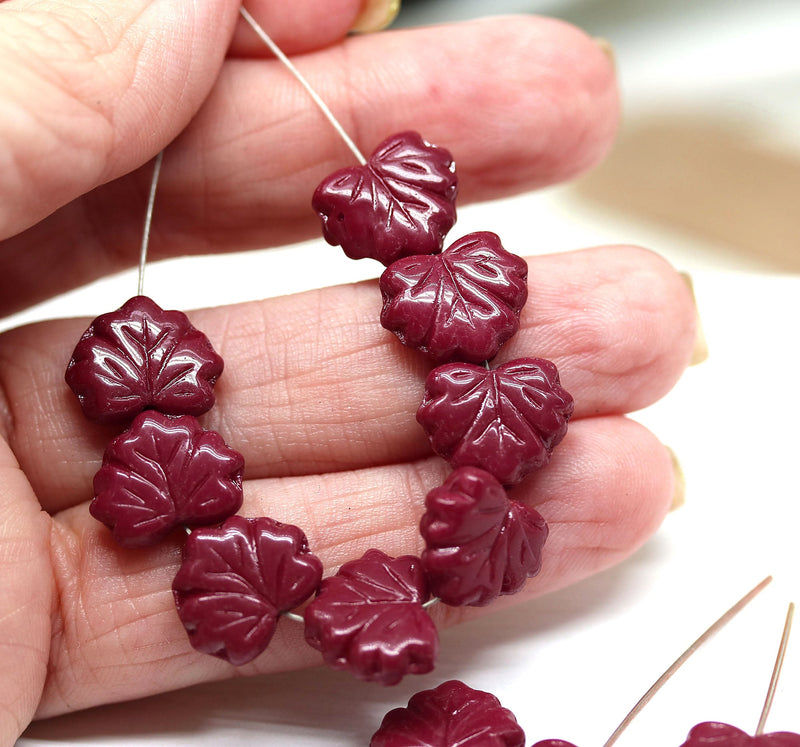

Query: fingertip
[443,15,621,197]
[527,244,697,417]
[544,417,674,526]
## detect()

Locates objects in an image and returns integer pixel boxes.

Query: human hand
[0,1,697,744]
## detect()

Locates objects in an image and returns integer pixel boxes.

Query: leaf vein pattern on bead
[440,255,480,331]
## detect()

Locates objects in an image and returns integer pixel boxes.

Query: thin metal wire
[137,150,164,295]
[755,601,795,735]
[239,6,367,166]
[602,575,773,747]
[282,597,439,627]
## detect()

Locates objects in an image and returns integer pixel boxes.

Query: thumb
[0,436,52,747]
[0,0,240,240]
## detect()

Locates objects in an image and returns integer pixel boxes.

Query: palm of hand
[0,1,697,744]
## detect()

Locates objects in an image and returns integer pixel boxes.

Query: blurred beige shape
[576,117,800,272]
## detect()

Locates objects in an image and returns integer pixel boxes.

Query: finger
[0,0,242,240]
[0,245,696,513]
[0,16,618,314]
[36,415,673,718]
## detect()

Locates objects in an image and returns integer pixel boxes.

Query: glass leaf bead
[91,411,244,547]
[380,231,528,363]
[173,516,323,666]
[65,295,223,424]
[312,131,458,266]
[370,679,525,747]
[421,466,548,607]
[304,549,438,685]
[680,722,800,746]
[417,357,574,485]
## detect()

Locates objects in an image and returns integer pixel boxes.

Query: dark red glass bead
[312,131,458,266]
[173,516,323,666]
[421,467,548,607]
[680,722,800,746]
[304,549,438,685]
[65,295,223,424]
[531,742,579,747]
[417,358,574,485]
[370,679,525,747]
[380,231,528,363]
[91,411,243,547]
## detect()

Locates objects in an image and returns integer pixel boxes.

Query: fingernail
[351,0,401,33]
[680,272,709,365]
[667,447,685,512]
[593,37,616,70]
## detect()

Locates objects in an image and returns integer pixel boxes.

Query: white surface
[11,0,800,744]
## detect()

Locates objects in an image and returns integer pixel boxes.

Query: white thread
[137,150,164,296]
[755,601,795,734]
[239,6,367,166]
[282,598,439,626]
[603,576,773,747]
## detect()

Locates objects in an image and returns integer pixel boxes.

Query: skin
[0,1,697,744]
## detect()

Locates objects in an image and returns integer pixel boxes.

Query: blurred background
[16,2,800,746]
[395,0,800,274]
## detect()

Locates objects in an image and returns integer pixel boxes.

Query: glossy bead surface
[312,131,458,266]
[370,679,525,747]
[91,411,243,547]
[421,467,548,607]
[66,295,223,424]
[680,722,800,746]
[173,516,323,666]
[380,231,528,363]
[417,358,574,485]
[304,549,438,685]
[530,741,579,747]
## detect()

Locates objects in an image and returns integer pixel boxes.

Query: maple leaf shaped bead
[370,680,525,747]
[173,516,323,666]
[680,723,800,746]
[312,131,458,265]
[417,358,574,485]
[304,549,438,685]
[65,295,223,424]
[380,232,528,363]
[91,411,244,547]
[421,467,548,607]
